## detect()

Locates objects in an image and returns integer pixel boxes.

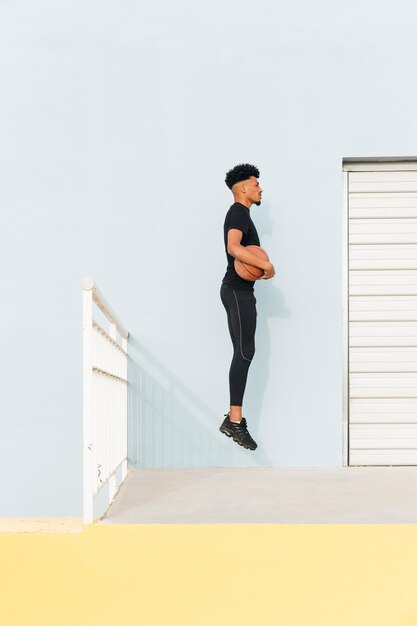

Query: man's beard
[255,200,261,206]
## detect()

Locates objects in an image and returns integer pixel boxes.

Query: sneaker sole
[219,425,257,450]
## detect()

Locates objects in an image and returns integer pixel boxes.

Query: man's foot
[219,413,258,450]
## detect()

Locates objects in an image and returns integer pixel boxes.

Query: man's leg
[219,284,258,450]
[228,288,257,414]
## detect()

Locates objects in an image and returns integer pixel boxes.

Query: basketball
[234,245,270,281]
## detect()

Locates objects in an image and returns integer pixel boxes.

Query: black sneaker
[219,413,258,450]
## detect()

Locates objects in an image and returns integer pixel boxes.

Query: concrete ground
[99,466,417,524]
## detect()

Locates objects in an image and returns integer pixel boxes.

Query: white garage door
[344,159,417,465]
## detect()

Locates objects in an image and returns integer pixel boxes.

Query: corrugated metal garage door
[345,159,417,465]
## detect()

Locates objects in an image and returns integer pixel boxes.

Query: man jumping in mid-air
[219,164,275,450]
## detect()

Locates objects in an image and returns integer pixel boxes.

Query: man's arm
[227,229,275,279]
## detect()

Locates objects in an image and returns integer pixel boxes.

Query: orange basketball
[234,245,270,281]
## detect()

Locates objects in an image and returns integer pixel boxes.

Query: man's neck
[234,198,252,209]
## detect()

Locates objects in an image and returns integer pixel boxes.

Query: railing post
[82,278,94,524]
[121,335,128,482]
[108,321,117,506]
[108,321,117,340]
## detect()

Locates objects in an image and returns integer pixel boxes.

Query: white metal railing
[81,277,129,524]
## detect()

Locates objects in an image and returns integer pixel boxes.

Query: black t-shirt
[222,202,260,291]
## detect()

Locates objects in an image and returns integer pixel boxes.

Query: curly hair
[225,163,260,189]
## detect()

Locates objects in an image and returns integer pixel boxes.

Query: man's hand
[261,262,276,279]
[227,229,276,280]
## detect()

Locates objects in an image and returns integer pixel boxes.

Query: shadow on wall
[244,200,291,441]
[128,336,272,467]
[245,283,288,439]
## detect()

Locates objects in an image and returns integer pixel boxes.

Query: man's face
[246,176,263,206]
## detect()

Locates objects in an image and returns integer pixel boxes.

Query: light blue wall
[1,0,417,515]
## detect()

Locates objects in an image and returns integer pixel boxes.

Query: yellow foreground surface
[1,524,417,626]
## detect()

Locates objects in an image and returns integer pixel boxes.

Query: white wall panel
[351,424,417,443]
[349,246,417,270]
[349,271,417,295]
[347,163,417,465]
[349,296,417,320]
[350,398,417,424]
[350,372,417,397]
[350,182,417,192]
[350,192,417,205]
[350,172,417,182]
[348,451,417,464]
[350,322,417,346]
[350,347,417,371]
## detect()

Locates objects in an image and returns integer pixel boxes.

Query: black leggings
[220,284,257,407]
